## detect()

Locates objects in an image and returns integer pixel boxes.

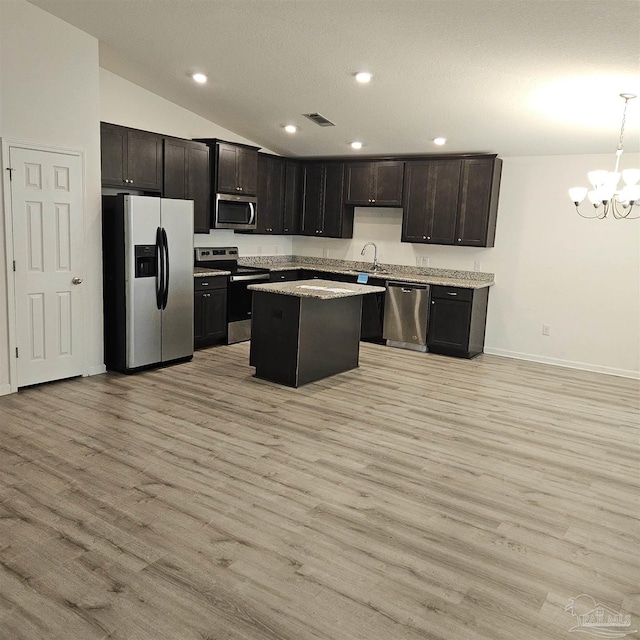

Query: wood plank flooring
[0,343,638,640]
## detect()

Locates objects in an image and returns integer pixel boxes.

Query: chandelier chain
[618,96,630,151]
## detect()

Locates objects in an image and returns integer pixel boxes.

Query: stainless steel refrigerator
[102,195,194,373]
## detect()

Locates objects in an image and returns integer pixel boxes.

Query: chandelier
[569,93,640,219]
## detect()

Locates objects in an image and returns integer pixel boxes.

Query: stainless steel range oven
[194,247,269,344]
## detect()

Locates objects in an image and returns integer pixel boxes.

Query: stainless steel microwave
[214,193,257,230]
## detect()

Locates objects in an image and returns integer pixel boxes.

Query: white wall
[292,154,640,378]
[100,69,293,256]
[0,0,104,393]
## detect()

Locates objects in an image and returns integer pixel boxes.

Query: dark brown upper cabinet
[256,154,285,234]
[456,158,502,247]
[163,138,210,234]
[100,122,163,192]
[345,161,404,206]
[282,160,302,235]
[402,159,461,244]
[212,141,259,196]
[402,156,501,247]
[301,162,353,238]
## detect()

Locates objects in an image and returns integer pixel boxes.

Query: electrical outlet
[474,260,482,272]
[422,256,430,267]
[257,245,262,255]
[274,246,280,254]
[542,324,551,336]
[415,256,421,267]
[323,249,329,258]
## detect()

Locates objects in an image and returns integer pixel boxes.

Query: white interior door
[10,146,84,387]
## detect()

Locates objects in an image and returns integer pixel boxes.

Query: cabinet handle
[129,179,134,184]
[284,228,289,232]
[201,282,209,286]
[447,292,458,296]
[372,199,376,203]
[427,236,431,240]
[458,238,462,242]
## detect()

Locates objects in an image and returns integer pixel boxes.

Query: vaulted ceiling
[27,0,640,158]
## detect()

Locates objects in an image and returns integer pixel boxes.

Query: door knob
[72,277,83,285]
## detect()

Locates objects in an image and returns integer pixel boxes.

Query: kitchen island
[248,279,386,387]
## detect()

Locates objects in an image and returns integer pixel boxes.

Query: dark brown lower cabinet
[427,285,489,358]
[194,276,227,348]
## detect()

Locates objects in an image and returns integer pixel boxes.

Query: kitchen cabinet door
[456,157,502,247]
[345,163,372,205]
[301,163,324,235]
[427,286,489,358]
[322,163,348,237]
[256,154,285,234]
[187,142,211,234]
[127,129,163,191]
[402,160,460,244]
[372,161,404,205]
[301,162,351,238]
[345,161,404,206]
[100,123,127,186]
[216,142,258,195]
[163,138,210,233]
[283,160,302,235]
[100,123,162,191]
[194,277,227,348]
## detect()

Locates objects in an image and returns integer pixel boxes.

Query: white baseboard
[0,383,13,397]
[483,347,640,380]
[85,365,107,377]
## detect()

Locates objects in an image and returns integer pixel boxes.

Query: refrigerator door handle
[162,227,170,309]
[155,226,164,310]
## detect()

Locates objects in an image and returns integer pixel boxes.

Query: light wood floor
[0,343,638,640]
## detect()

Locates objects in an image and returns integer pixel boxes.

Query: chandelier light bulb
[284,124,297,133]
[192,72,207,84]
[355,72,372,84]
[622,169,640,186]
[569,187,588,204]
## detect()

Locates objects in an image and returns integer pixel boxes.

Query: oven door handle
[230,273,270,283]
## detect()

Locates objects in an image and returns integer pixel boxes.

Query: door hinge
[13,260,16,272]
[6,167,15,181]
[15,347,18,358]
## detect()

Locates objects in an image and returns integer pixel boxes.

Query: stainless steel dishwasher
[383,281,430,352]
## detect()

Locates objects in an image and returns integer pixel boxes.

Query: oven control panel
[195,247,238,263]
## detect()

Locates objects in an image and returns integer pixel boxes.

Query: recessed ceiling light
[192,73,207,84]
[284,124,297,133]
[433,137,447,145]
[350,141,363,150]
[355,72,372,84]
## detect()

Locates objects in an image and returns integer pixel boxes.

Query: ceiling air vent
[303,113,336,127]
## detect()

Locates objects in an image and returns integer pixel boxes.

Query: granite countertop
[248,279,386,300]
[240,257,494,289]
[194,267,231,277]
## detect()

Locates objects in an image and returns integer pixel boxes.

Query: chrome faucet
[360,242,379,271]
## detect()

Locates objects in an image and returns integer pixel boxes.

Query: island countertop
[248,279,386,300]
